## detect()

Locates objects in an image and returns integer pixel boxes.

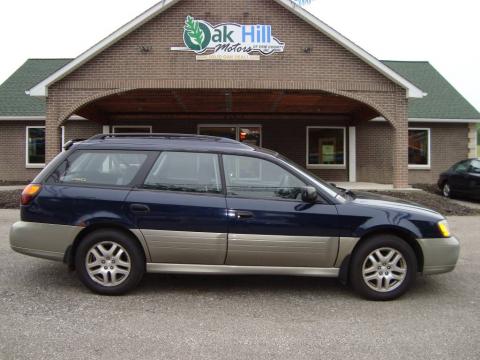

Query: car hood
[349,191,443,219]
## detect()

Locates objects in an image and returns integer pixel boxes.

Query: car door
[449,160,471,194]
[125,151,228,265]
[466,159,480,196]
[221,154,339,268]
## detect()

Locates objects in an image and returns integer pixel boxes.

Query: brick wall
[408,123,469,184]
[0,122,42,182]
[63,121,102,141]
[42,0,410,187]
[356,121,469,184]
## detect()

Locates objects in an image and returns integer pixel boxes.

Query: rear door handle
[231,210,255,220]
[129,203,150,214]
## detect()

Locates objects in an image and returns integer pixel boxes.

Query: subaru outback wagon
[10,134,460,300]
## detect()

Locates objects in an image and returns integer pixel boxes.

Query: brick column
[391,99,409,189]
[45,100,61,163]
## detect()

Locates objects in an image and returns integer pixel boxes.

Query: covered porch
[56,88,407,186]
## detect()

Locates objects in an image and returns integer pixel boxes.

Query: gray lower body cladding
[9,222,459,277]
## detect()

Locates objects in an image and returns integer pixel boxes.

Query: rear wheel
[349,234,417,301]
[442,182,452,198]
[75,229,145,295]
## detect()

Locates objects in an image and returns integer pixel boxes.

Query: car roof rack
[88,133,238,143]
[63,138,86,151]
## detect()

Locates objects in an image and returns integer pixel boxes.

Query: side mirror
[302,186,318,203]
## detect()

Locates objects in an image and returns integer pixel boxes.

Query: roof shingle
[0,59,71,117]
[0,58,478,120]
[382,60,479,119]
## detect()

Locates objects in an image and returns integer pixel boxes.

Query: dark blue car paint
[22,135,447,265]
[125,189,228,233]
[22,184,134,229]
[225,197,339,237]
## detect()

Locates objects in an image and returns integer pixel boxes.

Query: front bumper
[10,221,82,262]
[418,236,460,275]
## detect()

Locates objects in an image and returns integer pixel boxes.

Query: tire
[75,229,145,295]
[349,234,417,301]
[442,182,452,198]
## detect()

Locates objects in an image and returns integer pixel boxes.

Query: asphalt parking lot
[0,209,479,360]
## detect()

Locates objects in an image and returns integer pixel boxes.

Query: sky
[0,0,478,111]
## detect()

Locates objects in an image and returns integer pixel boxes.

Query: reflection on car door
[125,152,228,265]
[222,155,339,268]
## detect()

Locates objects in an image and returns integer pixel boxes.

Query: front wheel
[75,229,145,295]
[349,234,417,301]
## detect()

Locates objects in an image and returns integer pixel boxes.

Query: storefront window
[26,127,45,167]
[408,128,430,167]
[307,127,345,168]
[199,125,261,146]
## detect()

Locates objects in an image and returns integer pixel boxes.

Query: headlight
[437,220,451,238]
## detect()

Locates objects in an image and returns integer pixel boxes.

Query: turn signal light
[437,220,451,238]
[21,184,42,206]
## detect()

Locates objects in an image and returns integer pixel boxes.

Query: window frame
[221,153,315,203]
[197,124,263,147]
[48,149,155,189]
[306,126,347,170]
[112,125,153,134]
[408,127,431,170]
[141,151,224,196]
[25,126,46,169]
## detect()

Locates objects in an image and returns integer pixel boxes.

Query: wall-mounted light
[303,47,312,54]
[138,45,153,53]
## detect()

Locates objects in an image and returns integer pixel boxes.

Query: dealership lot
[0,209,479,360]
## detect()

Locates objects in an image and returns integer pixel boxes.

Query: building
[0,0,479,186]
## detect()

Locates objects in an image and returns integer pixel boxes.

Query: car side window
[469,160,480,174]
[143,152,222,194]
[453,161,470,173]
[222,155,306,200]
[48,150,148,186]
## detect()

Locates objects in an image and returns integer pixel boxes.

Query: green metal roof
[0,59,71,117]
[382,60,480,119]
[0,58,478,120]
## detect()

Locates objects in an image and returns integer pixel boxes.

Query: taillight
[21,184,42,206]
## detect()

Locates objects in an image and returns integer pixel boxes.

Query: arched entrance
[50,88,407,186]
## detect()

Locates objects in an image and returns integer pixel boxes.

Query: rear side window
[48,151,148,186]
[143,152,222,194]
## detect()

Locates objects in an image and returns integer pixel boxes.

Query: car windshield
[275,154,347,200]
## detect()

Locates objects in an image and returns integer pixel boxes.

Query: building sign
[171,16,285,61]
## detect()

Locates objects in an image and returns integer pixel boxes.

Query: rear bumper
[10,221,82,262]
[418,236,460,275]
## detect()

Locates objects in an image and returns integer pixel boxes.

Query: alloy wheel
[443,183,451,197]
[85,241,131,287]
[362,247,407,293]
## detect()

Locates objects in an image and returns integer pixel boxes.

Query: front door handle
[233,210,255,220]
[129,203,150,214]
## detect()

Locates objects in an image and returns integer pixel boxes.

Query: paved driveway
[0,210,479,360]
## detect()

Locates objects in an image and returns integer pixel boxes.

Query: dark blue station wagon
[10,134,459,300]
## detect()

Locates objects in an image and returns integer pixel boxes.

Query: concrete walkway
[0,186,24,191]
[451,198,480,210]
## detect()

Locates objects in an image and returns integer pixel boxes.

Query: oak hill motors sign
[171,16,285,60]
